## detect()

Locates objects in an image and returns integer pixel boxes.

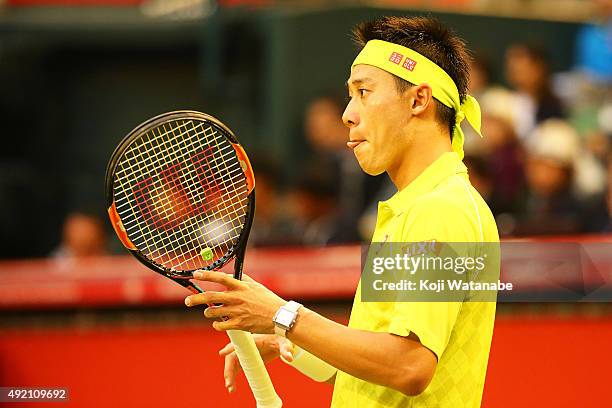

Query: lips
[347,140,365,150]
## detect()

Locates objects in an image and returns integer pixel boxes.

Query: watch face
[276,308,295,327]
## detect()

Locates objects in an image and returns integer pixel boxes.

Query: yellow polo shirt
[330,152,499,407]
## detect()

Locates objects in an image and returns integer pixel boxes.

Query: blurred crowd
[249,5,612,246]
[462,40,611,237]
[36,3,612,257]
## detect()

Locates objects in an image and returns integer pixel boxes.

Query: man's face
[505,46,546,95]
[343,64,413,176]
[305,99,347,152]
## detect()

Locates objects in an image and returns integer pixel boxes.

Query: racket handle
[227,330,283,408]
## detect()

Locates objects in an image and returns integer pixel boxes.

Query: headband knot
[455,109,466,126]
[352,40,483,159]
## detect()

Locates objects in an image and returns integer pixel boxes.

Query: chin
[356,159,386,176]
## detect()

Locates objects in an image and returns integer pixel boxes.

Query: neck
[387,124,452,191]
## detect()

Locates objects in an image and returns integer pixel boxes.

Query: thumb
[219,342,235,356]
[279,341,295,362]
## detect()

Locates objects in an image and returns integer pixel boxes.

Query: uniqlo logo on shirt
[402,58,417,71]
[389,52,403,65]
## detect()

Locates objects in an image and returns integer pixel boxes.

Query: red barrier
[1,238,611,310]
[1,315,610,407]
[0,246,362,310]
[1,237,611,406]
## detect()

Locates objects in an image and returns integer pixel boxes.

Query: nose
[342,99,359,128]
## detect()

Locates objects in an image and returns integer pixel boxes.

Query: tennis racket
[105,110,282,408]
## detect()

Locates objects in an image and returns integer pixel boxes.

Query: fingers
[223,352,240,393]
[212,319,237,331]
[184,291,229,307]
[219,342,235,357]
[192,271,242,288]
[204,305,234,320]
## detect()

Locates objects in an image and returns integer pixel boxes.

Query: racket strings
[120,122,246,269]
[116,139,244,232]
[116,120,213,258]
[162,120,246,269]
[113,118,249,271]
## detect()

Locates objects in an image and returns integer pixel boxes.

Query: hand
[219,334,294,393]
[184,271,286,334]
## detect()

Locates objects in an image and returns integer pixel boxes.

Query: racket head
[105,111,255,280]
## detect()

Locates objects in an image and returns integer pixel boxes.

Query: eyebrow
[345,77,374,88]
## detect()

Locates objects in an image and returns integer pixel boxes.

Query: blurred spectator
[304,95,349,154]
[468,52,493,98]
[514,120,583,235]
[505,43,566,139]
[478,88,527,215]
[509,119,608,235]
[52,212,107,258]
[481,114,525,214]
[465,70,527,217]
[300,95,386,243]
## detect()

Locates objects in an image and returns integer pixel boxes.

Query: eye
[346,88,368,101]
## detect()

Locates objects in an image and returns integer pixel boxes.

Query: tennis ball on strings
[200,247,214,261]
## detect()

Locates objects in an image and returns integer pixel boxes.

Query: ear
[410,83,434,117]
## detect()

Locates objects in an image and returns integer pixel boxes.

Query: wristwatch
[273,301,302,337]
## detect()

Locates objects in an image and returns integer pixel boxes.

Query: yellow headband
[352,39,482,159]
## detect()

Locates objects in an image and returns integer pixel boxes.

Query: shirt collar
[381,152,467,215]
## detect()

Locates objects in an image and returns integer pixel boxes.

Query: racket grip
[227,330,282,408]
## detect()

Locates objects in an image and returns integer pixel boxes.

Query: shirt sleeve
[386,196,476,359]
[388,301,462,360]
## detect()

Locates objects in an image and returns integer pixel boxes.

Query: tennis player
[186,16,499,407]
